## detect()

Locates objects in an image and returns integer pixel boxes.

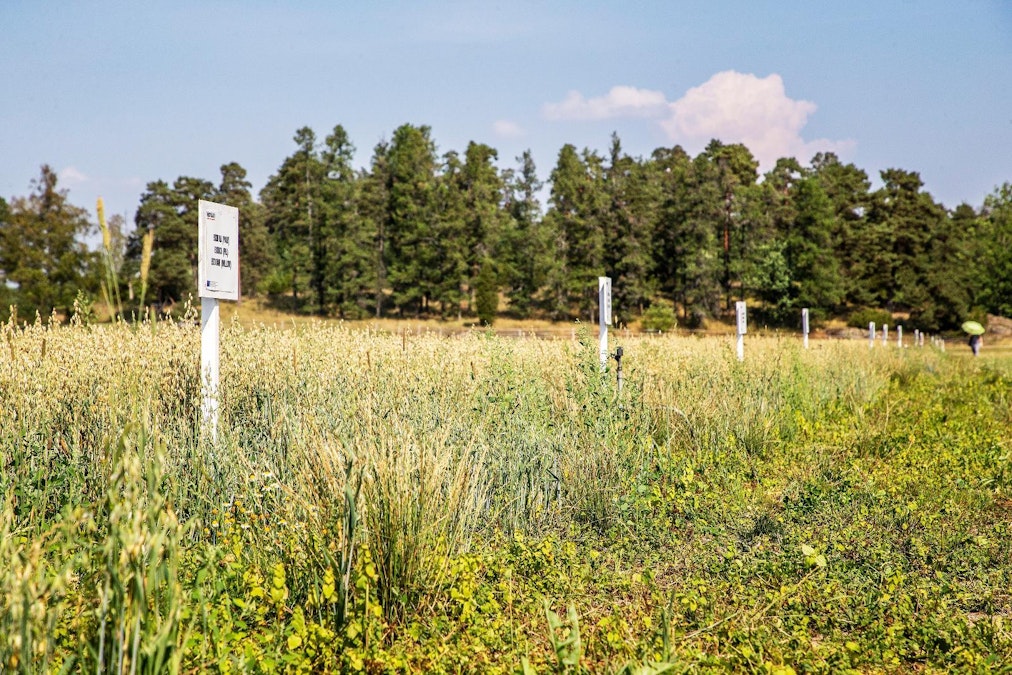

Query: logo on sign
[206,211,216,220]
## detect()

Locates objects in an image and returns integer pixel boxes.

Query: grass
[1,314,1010,672]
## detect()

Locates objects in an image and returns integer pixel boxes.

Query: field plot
[2,318,1011,673]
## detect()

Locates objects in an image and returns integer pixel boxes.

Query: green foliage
[474,260,499,325]
[6,129,1012,328]
[502,151,548,319]
[978,183,1012,317]
[545,603,584,673]
[127,175,214,309]
[541,144,606,321]
[640,300,677,333]
[0,165,92,319]
[847,307,893,329]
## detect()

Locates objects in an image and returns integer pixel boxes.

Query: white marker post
[598,276,611,370]
[897,325,903,347]
[735,301,747,362]
[882,324,889,345]
[801,308,810,350]
[869,322,876,348]
[198,200,240,442]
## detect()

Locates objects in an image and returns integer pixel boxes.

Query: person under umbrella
[962,320,985,357]
[968,333,982,357]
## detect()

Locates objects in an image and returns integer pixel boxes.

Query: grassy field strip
[1,319,1010,672]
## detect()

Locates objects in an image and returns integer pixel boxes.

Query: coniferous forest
[2,124,1011,330]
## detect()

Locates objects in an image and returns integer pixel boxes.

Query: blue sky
[2,1,1010,229]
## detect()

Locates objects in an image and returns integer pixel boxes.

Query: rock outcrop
[987,314,1012,336]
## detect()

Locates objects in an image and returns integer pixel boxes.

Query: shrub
[847,307,893,329]
[641,301,677,333]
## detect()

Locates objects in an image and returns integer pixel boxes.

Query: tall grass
[0,315,957,670]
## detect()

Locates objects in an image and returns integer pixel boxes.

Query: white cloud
[492,119,525,138]
[659,70,854,167]
[542,85,669,121]
[541,72,853,168]
[59,166,88,184]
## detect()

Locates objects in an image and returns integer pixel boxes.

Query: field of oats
[2,314,1011,673]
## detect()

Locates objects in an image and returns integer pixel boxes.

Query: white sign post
[198,200,240,441]
[801,308,810,350]
[735,301,747,362]
[897,325,902,348]
[882,324,889,345]
[869,322,876,348]
[598,276,612,370]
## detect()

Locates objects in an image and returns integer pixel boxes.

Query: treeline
[2,125,1011,329]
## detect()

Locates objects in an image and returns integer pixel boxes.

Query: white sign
[198,200,240,301]
[599,277,612,326]
[735,301,747,335]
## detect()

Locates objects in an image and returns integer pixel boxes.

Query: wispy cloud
[542,72,853,167]
[59,166,88,184]
[492,119,525,138]
[542,85,669,121]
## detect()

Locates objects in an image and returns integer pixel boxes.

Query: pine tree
[859,169,945,319]
[602,133,658,324]
[319,125,374,318]
[129,175,215,308]
[789,176,845,312]
[700,140,759,310]
[384,124,439,316]
[460,142,507,313]
[432,149,468,317]
[978,183,1012,317]
[260,127,327,310]
[216,162,275,298]
[359,140,392,317]
[542,144,606,320]
[0,166,93,319]
[502,150,546,318]
[652,145,720,325]
[809,152,871,307]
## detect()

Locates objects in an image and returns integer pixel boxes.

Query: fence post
[735,301,747,362]
[599,277,612,370]
[801,308,810,350]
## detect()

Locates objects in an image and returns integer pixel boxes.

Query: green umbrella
[962,320,985,335]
